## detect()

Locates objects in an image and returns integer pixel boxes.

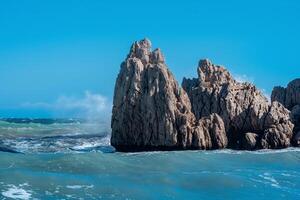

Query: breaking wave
[0,118,114,153]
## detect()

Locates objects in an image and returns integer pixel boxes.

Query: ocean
[0,119,299,200]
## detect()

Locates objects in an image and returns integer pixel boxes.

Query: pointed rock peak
[139,38,152,49]
[198,59,212,67]
[131,38,152,51]
[128,38,152,63]
[197,59,234,85]
[127,38,166,66]
[151,48,165,64]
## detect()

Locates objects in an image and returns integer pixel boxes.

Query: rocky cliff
[111,39,227,151]
[271,79,300,146]
[182,59,294,149]
[111,39,294,151]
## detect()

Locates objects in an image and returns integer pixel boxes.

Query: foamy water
[1,183,32,200]
[0,119,113,154]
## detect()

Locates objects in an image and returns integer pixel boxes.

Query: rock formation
[111,39,294,151]
[182,59,294,149]
[241,132,259,150]
[111,39,227,151]
[271,79,300,146]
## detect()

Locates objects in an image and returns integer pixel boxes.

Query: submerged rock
[271,79,300,146]
[182,59,294,149]
[111,39,227,151]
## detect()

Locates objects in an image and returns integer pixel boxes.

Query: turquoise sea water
[0,119,300,200]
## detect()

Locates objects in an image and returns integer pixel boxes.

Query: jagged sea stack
[272,79,300,145]
[111,39,294,151]
[182,59,294,149]
[111,39,227,152]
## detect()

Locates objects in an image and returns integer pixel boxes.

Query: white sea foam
[1,127,34,131]
[259,173,281,188]
[72,142,102,150]
[66,185,94,189]
[204,149,243,155]
[201,147,300,155]
[1,184,32,200]
[2,133,111,153]
[71,135,111,150]
[281,173,292,177]
[118,147,300,157]
[45,190,53,196]
[251,147,300,154]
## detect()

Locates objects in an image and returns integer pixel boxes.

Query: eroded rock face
[241,132,258,150]
[111,39,227,151]
[182,59,294,149]
[261,102,294,148]
[271,79,300,146]
[191,113,227,150]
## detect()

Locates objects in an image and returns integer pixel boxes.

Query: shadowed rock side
[271,79,300,146]
[111,39,227,152]
[182,59,294,150]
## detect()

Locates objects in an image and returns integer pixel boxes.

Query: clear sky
[0,0,299,118]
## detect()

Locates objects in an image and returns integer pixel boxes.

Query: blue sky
[0,0,299,118]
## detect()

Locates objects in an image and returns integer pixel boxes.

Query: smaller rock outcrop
[271,79,300,146]
[182,59,294,149]
[271,79,300,110]
[192,113,228,149]
[260,102,294,149]
[241,132,259,150]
